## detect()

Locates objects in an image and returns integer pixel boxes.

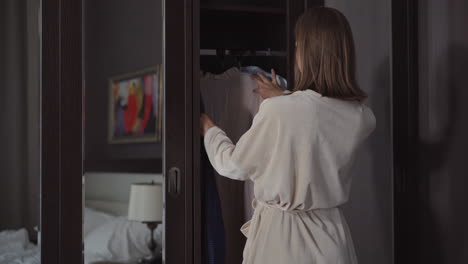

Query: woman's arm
[201,113,250,180]
[200,100,279,181]
[203,125,249,180]
[200,113,215,135]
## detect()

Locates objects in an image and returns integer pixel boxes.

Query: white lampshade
[128,182,163,222]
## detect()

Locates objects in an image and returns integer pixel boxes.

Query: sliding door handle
[167,167,181,196]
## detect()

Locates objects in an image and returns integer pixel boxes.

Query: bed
[0,228,40,264]
[83,172,164,264]
[0,172,164,264]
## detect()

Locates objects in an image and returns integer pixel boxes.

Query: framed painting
[108,66,163,144]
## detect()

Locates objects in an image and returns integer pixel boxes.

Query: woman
[200,7,375,264]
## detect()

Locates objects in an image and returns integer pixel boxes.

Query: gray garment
[201,67,262,144]
[201,67,262,264]
[201,67,287,224]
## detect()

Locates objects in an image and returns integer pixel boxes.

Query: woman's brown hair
[294,7,367,101]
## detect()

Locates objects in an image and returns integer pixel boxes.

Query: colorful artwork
[108,66,163,143]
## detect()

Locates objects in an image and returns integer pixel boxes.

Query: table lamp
[128,182,163,260]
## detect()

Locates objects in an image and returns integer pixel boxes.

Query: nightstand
[137,256,163,264]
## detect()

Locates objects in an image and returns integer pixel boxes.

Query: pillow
[83,207,115,237]
[0,228,40,264]
[84,217,163,263]
[0,228,30,251]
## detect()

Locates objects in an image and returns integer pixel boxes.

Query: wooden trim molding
[392,0,419,263]
[164,0,194,263]
[192,0,202,263]
[41,0,83,263]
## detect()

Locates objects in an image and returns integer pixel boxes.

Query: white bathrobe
[204,89,376,264]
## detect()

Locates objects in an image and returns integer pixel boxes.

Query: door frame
[191,0,202,263]
[164,0,197,263]
[391,0,419,263]
[41,0,83,263]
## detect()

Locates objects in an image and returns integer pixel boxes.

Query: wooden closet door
[41,0,197,263]
[165,0,198,263]
[392,0,419,263]
[41,0,83,263]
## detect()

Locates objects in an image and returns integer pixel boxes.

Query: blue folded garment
[240,66,288,90]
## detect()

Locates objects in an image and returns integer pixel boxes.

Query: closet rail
[200,49,287,57]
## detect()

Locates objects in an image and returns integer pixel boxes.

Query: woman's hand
[200,113,216,136]
[251,69,284,99]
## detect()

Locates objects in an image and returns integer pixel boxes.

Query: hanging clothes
[201,66,288,221]
[201,98,226,264]
[200,67,263,264]
[203,89,376,264]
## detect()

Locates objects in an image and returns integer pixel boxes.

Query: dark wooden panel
[200,10,286,50]
[192,0,202,263]
[42,0,83,263]
[201,3,285,13]
[59,1,83,263]
[41,0,60,262]
[305,0,325,9]
[201,0,286,10]
[165,0,194,263]
[184,0,195,262]
[392,0,419,263]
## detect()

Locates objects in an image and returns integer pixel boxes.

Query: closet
[199,0,324,85]
[39,1,417,264]
[197,1,323,263]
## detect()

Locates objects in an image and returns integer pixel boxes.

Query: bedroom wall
[84,172,163,215]
[0,0,41,235]
[415,0,468,262]
[84,0,163,163]
[324,1,393,263]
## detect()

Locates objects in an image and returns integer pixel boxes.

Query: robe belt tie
[252,198,311,213]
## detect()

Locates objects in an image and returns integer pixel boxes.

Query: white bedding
[0,207,163,264]
[0,229,39,264]
[84,207,163,264]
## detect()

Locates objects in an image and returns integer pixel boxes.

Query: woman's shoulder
[360,103,376,134]
[261,91,304,106]
[256,93,319,122]
[258,93,300,113]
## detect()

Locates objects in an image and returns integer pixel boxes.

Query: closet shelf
[201,4,285,14]
[200,49,287,57]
